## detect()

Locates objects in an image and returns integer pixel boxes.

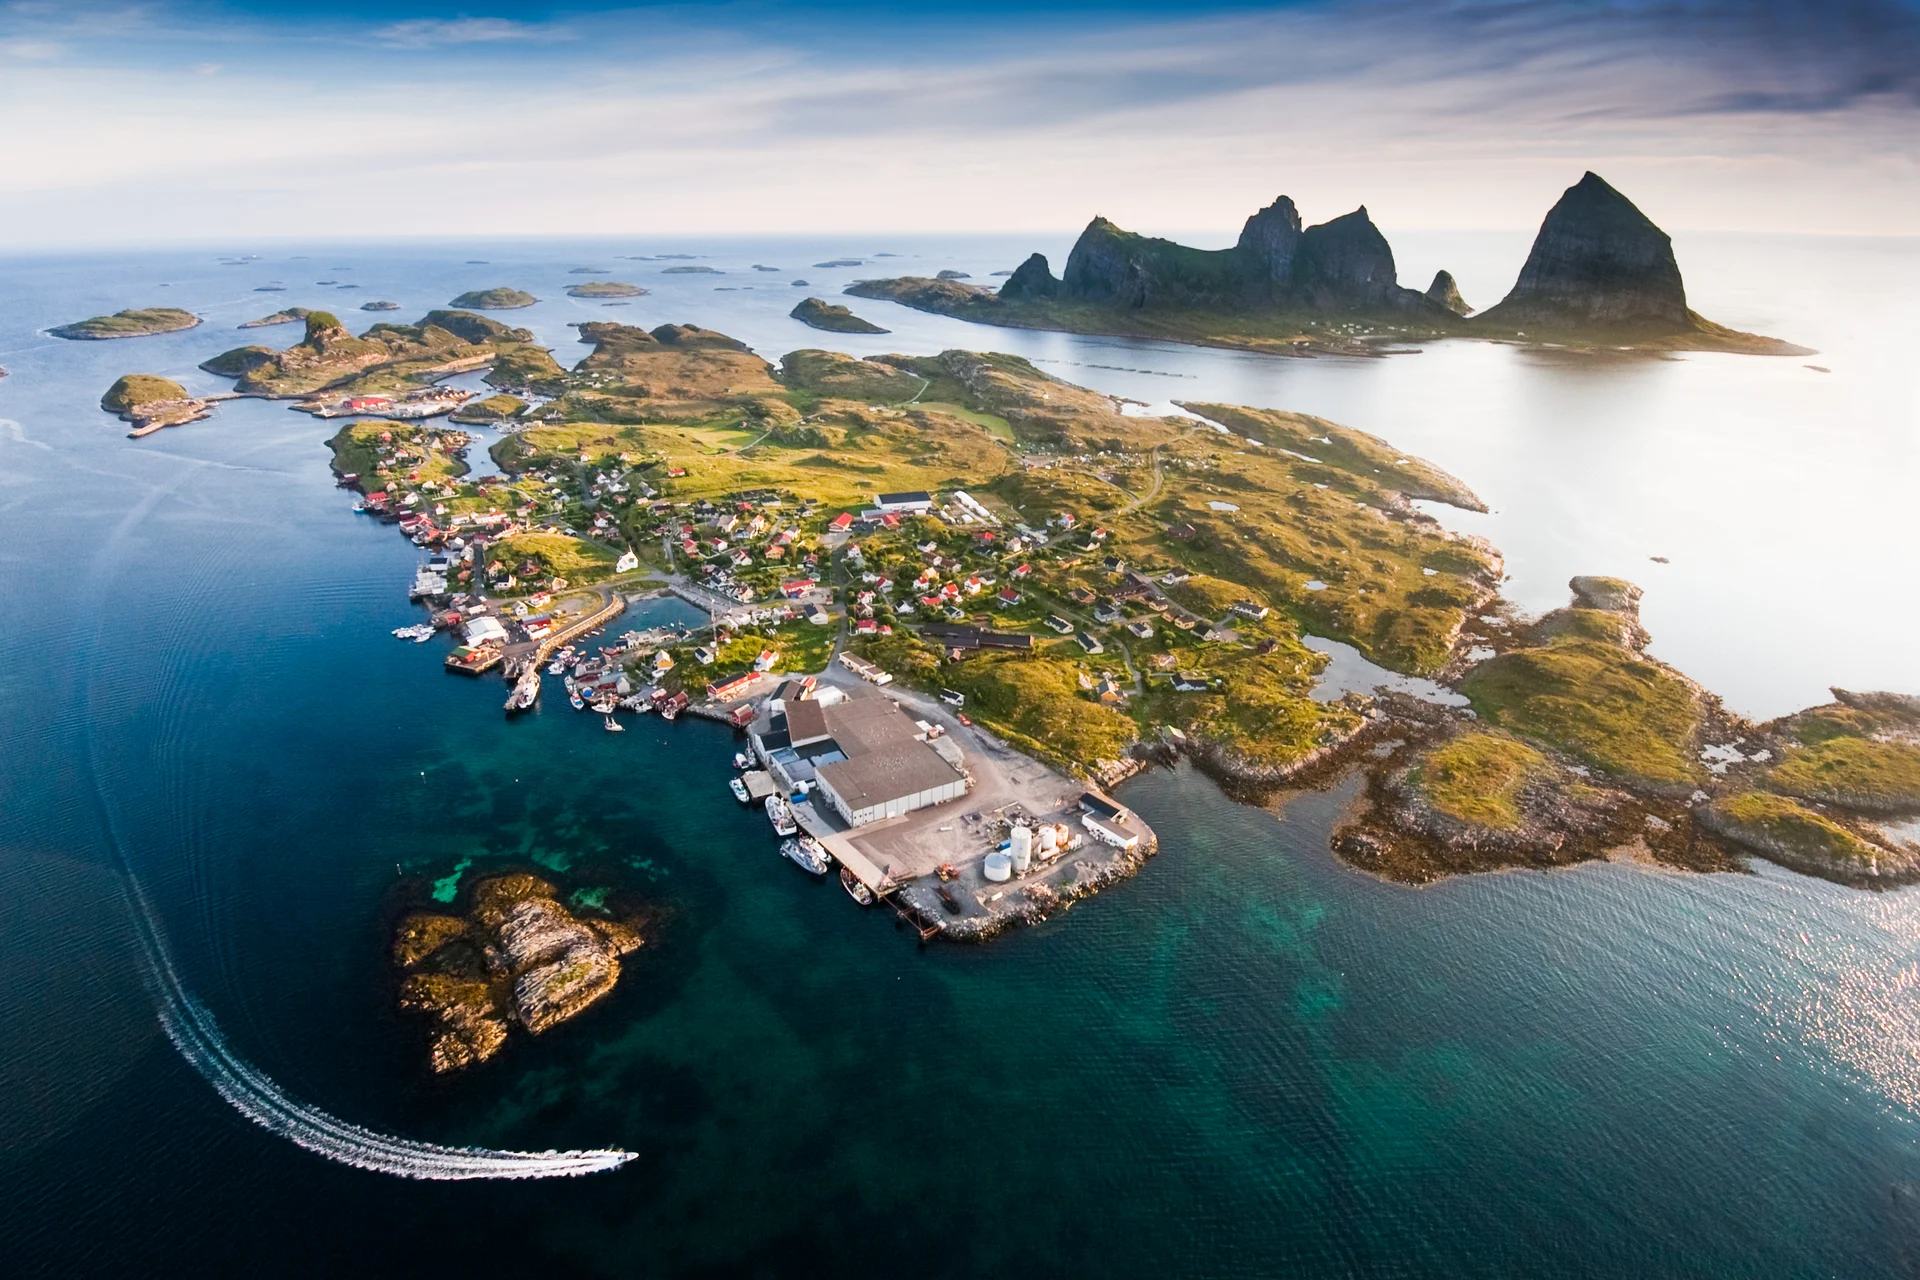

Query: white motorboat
[730,777,750,804]
[604,715,624,732]
[733,752,751,770]
[765,795,798,837]
[780,837,830,874]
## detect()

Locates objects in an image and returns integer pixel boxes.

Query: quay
[504,591,627,714]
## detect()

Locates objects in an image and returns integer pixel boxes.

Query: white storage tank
[983,851,1013,883]
[1038,825,1060,859]
[1010,825,1033,873]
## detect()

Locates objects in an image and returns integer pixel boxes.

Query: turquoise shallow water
[1,240,1918,1276]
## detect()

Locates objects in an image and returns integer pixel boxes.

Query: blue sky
[0,1,1915,244]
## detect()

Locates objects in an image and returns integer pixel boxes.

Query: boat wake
[127,872,636,1181]
[76,443,633,1181]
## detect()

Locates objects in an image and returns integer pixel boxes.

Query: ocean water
[1,236,1918,1276]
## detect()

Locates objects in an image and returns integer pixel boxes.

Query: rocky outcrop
[1475,172,1689,333]
[997,253,1059,301]
[1425,270,1471,315]
[1290,207,1433,313]
[790,296,890,334]
[1232,196,1304,297]
[392,872,645,1074]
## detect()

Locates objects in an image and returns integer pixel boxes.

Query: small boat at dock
[781,837,830,874]
[766,795,798,836]
[733,752,751,770]
[730,777,750,804]
[604,715,624,733]
[840,867,874,905]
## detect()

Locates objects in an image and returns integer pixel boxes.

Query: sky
[0,0,1915,245]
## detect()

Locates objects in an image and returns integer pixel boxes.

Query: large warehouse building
[751,683,970,827]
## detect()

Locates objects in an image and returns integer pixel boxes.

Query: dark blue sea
[2,237,1917,1277]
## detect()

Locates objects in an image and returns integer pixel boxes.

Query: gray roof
[810,685,965,810]
[818,743,963,812]
[786,699,830,745]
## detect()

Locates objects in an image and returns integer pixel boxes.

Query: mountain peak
[1475,172,1688,333]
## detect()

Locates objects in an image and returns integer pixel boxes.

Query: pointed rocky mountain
[1425,270,1471,316]
[997,252,1060,301]
[1232,195,1304,299]
[1475,172,1689,332]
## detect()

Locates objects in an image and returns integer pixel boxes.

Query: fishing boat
[780,837,830,875]
[604,715,624,733]
[733,752,751,770]
[840,866,874,905]
[592,695,617,714]
[569,691,584,710]
[765,794,798,836]
[729,777,750,804]
[619,694,653,712]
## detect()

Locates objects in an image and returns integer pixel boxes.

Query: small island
[790,296,890,334]
[661,266,720,275]
[448,287,538,310]
[101,373,224,436]
[239,308,310,329]
[393,872,646,1073]
[565,281,647,298]
[450,392,527,423]
[52,307,201,341]
[360,300,400,312]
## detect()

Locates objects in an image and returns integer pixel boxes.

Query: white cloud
[0,1,1912,243]
[374,17,572,49]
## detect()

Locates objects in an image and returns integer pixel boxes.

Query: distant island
[197,308,562,400]
[565,281,648,298]
[661,266,720,275]
[790,296,889,333]
[52,307,201,340]
[448,287,538,310]
[846,172,1808,358]
[239,308,310,329]
[361,300,400,312]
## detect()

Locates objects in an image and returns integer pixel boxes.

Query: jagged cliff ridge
[850,172,1804,356]
[1003,200,1450,319]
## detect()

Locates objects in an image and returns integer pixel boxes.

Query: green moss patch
[1770,737,1920,811]
[1462,638,1702,785]
[1406,733,1551,829]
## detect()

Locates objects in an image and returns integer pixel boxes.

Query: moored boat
[604,714,624,732]
[781,837,830,874]
[765,794,798,836]
[730,777,750,804]
[840,866,874,905]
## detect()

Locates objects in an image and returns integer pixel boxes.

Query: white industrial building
[750,681,969,827]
